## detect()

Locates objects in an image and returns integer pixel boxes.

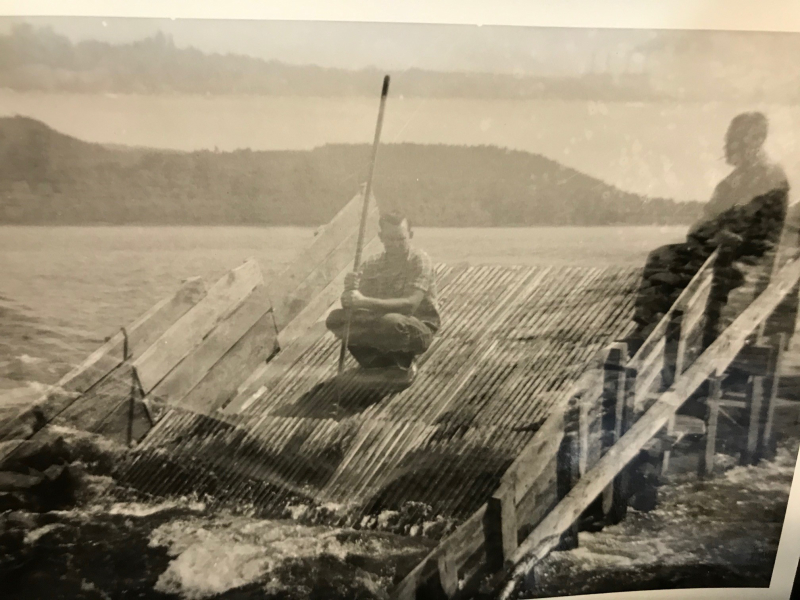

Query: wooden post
[608,365,636,524]
[661,309,686,474]
[742,372,765,466]
[555,398,580,550]
[600,344,628,522]
[485,477,518,571]
[416,554,456,600]
[436,552,459,598]
[699,373,722,478]
[759,333,785,460]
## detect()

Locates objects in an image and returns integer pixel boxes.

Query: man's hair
[379,210,412,232]
[727,112,769,148]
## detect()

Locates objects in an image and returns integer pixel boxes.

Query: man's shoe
[351,362,417,391]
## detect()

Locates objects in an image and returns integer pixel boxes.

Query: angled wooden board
[134,259,263,393]
[272,204,380,332]
[149,285,272,408]
[0,277,207,448]
[180,307,280,414]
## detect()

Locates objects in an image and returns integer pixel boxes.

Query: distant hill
[0,24,661,101]
[0,116,702,226]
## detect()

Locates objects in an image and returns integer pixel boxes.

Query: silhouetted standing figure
[633,112,791,348]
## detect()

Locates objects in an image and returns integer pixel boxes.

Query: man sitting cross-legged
[326,210,440,386]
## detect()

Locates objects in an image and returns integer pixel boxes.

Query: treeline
[0,24,662,100]
[0,117,702,226]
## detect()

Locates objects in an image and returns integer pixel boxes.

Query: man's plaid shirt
[358,246,441,331]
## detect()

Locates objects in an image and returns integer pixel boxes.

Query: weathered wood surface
[148,285,272,409]
[497,256,800,599]
[278,236,383,349]
[222,199,383,413]
[699,374,722,478]
[272,204,381,332]
[181,308,280,414]
[134,259,262,393]
[0,277,207,451]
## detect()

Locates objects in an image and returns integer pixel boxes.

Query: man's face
[724,126,763,167]
[379,220,411,256]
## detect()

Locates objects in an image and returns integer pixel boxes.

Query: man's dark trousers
[326,309,434,369]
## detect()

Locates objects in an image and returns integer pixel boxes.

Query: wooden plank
[514,452,559,535]
[277,236,383,348]
[271,192,370,309]
[730,345,772,377]
[663,310,685,387]
[225,319,329,414]
[68,277,208,394]
[148,285,272,408]
[760,334,785,459]
[500,407,564,506]
[181,308,280,414]
[0,277,207,446]
[700,376,721,478]
[437,552,459,598]
[555,430,580,550]
[272,205,380,332]
[53,363,134,432]
[498,256,800,596]
[683,272,713,336]
[391,507,486,600]
[743,375,766,465]
[134,259,263,393]
[485,476,518,571]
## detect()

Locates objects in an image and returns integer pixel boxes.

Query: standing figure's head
[378,210,413,256]
[724,112,769,167]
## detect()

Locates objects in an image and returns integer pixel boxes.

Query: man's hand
[344,271,360,292]
[341,290,367,310]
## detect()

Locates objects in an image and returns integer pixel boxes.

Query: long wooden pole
[338,75,390,373]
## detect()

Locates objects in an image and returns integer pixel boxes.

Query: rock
[0,465,76,512]
[376,510,400,530]
[422,517,448,539]
[0,471,45,492]
[650,272,682,287]
[0,434,72,473]
[6,510,39,531]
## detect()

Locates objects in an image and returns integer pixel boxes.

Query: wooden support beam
[601,344,626,519]
[437,552,459,598]
[661,309,685,475]
[148,286,271,409]
[485,476,518,572]
[743,373,766,466]
[556,428,580,550]
[0,277,206,450]
[663,309,686,387]
[134,259,262,393]
[699,374,722,478]
[759,333,785,461]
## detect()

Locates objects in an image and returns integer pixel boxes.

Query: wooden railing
[391,242,800,599]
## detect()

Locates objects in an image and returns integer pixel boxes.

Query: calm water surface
[0,225,686,386]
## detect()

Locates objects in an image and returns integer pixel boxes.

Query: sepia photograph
[1,3,800,599]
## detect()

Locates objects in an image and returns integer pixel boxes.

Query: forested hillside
[0,117,702,226]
